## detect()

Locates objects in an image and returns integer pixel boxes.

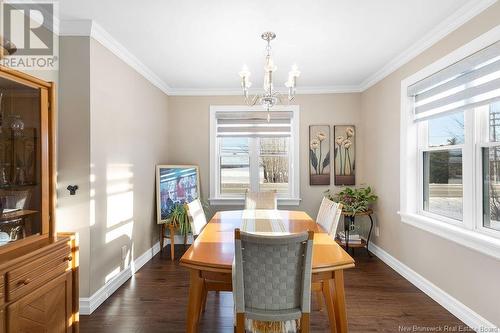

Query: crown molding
[359,0,498,91]
[60,20,171,95]
[168,85,362,96]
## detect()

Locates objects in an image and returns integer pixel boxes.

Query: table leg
[333,270,348,333]
[200,281,207,315]
[186,269,203,333]
[301,313,310,333]
[366,214,374,257]
[321,279,338,333]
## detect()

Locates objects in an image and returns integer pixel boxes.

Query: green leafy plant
[167,203,191,236]
[325,186,377,215]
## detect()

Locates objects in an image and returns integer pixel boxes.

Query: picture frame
[309,125,331,185]
[334,125,356,185]
[156,165,200,224]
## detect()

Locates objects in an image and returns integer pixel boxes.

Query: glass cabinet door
[0,76,45,246]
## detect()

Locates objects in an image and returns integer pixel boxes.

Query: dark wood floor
[80,246,467,333]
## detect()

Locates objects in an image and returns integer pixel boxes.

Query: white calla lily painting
[309,125,331,185]
[334,125,356,185]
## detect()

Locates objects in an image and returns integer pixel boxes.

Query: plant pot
[310,173,330,185]
[335,175,355,186]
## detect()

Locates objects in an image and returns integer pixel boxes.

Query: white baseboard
[368,242,498,330]
[79,235,194,315]
[80,240,164,315]
[79,233,195,315]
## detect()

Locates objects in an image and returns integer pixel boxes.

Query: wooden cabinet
[0,67,78,332]
[7,271,72,333]
[0,235,78,333]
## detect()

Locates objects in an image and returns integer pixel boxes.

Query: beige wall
[360,2,500,325]
[88,38,169,295]
[167,93,362,218]
[57,36,169,297]
[57,37,92,297]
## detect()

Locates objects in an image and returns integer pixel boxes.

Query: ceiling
[59,0,489,94]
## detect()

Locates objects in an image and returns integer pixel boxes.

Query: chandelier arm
[250,94,260,106]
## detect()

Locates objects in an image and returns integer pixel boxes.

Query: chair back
[186,199,207,236]
[316,196,343,236]
[244,190,277,210]
[233,229,313,316]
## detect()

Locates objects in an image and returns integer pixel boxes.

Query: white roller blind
[216,111,293,137]
[408,41,500,120]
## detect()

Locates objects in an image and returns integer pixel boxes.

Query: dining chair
[186,198,215,314]
[316,196,343,237]
[233,228,314,333]
[186,198,208,237]
[244,190,277,210]
[314,197,343,312]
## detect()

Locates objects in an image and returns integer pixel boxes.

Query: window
[210,106,300,205]
[220,137,250,195]
[401,32,500,259]
[421,112,465,221]
[481,102,500,232]
[259,137,290,194]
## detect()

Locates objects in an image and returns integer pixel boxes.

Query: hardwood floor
[80,246,467,333]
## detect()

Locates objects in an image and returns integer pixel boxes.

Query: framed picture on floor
[156,165,200,224]
[334,125,355,185]
[309,125,331,185]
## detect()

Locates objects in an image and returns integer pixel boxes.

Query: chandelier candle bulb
[290,64,301,78]
[239,65,250,78]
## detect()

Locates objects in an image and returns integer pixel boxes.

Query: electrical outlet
[121,245,127,260]
[375,226,380,237]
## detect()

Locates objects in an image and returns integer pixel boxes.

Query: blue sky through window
[428,112,464,146]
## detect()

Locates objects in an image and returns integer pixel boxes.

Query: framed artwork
[156,165,200,224]
[309,125,331,185]
[334,125,355,185]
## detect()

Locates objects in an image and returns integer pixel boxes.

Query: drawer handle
[18,278,30,286]
[64,255,73,262]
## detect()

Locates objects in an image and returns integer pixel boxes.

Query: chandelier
[239,31,300,113]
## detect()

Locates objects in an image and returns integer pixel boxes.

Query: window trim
[209,105,301,206]
[400,25,500,260]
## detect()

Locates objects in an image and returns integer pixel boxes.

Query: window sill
[399,212,500,260]
[209,197,302,207]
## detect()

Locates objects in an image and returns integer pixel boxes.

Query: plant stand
[160,223,189,261]
[160,223,177,261]
[336,209,374,257]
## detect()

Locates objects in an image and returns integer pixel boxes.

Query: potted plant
[325,186,377,215]
[167,203,191,238]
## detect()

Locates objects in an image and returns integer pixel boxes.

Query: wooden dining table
[180,209,355,333]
